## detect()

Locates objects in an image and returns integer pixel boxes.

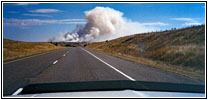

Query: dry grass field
[87,25,205,81]
[3,39,66,60]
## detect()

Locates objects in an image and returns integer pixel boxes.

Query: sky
[3,3,205,42]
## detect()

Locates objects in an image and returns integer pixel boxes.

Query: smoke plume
[50,7,157,42]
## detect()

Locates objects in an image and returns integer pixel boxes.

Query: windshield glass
[3,2,206,98]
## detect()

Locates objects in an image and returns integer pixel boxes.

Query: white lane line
[81,48,136,81]
[12,88,23,95]
[63,54,66,56]
[53,60,58,64]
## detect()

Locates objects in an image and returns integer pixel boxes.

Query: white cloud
[171,17,202,26]
[29,9,62,13]
[141,22,169,26]
[16,3,39,6]
[3,18,87,27]
[61,22,87,24]
[60,19,87,21]
[171,18,194,21]
[22,14,52,17]
[183,22,201,26]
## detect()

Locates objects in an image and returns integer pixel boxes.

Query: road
[3,47,203,96]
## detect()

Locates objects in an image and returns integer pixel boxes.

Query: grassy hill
[3,39,65,60]
[86,25,205,81]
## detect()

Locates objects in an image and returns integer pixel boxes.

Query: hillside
[86,25,205,81]
[3,39,65,60]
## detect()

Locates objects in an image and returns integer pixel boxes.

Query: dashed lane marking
[12,88,23,95]
[53,60,58,64]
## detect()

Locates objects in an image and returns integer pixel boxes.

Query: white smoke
[50,7,159,42]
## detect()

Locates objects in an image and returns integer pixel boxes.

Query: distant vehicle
[5,80,205,97]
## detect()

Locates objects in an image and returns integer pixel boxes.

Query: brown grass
[86,25,205,81]
[3,38,66,60]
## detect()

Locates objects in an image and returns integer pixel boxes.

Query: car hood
[6,90,205,97]
[5,80,205,97]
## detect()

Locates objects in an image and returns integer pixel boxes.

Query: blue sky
[3,3,205,42]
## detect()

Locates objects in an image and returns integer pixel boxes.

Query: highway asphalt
[3,47,203,96]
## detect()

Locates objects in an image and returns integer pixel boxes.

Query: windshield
[3,2,206,98]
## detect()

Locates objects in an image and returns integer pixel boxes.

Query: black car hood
[20,80,205,95]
